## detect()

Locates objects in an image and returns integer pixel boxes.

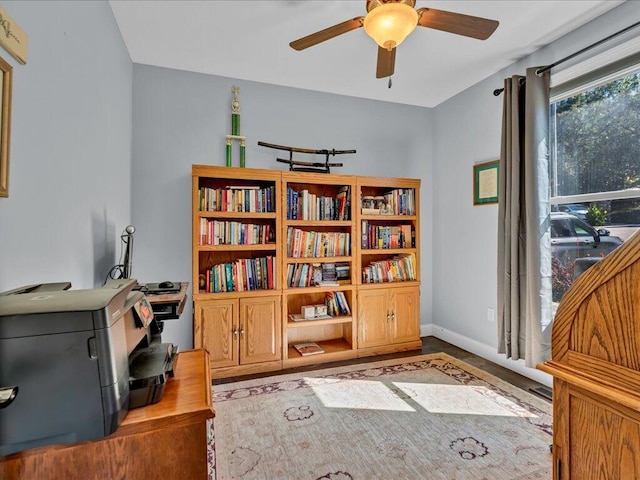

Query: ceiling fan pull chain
[388,76,392,89]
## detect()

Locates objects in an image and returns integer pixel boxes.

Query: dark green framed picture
[473,160,499,205]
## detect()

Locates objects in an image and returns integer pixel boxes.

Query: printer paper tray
[128,343,178,409]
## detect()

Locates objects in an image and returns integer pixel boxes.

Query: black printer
[0,279,176,457]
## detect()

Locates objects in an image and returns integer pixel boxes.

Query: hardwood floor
[213,336,552,402]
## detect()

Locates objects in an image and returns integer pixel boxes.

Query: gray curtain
[497,67,553,368]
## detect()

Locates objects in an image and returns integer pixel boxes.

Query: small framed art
[473,160,499,206]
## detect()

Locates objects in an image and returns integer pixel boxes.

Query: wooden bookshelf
[356,175,422,356]
[192,166,421,378]
[192,166,282,378]
[281,171,358,368]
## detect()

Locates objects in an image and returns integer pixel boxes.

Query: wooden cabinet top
[117,349,214,435]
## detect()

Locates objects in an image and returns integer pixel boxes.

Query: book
[289,313,331,321]
[361,207,380,215]
[293,342,325,356]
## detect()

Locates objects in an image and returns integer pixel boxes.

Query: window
[549,61,640,303]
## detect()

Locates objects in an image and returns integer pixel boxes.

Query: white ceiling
[109,0,624,108]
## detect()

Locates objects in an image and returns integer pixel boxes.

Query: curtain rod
[492,20,640,96]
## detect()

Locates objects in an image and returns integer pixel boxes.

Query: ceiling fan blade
[290,17,365,51]
[376,47,396,79]
[416,8,498,40]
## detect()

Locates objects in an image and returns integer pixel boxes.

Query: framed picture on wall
[0,54,12,198]
[473,160,499,206]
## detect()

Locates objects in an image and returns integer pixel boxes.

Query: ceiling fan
[290,0,499,79]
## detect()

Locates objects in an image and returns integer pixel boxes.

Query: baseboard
[425,324,553,388]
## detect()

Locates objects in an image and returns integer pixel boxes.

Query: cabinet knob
[240,328,245,336]
[391,312,396,322]
[233,327,239,336]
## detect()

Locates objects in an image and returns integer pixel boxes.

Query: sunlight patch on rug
[307,378,416,411]
[393,383,540,417]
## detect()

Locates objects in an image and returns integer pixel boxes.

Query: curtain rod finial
[493,88,504,96]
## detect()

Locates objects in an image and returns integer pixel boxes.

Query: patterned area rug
[208,353,552,480]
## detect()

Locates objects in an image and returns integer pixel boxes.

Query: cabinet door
[358,289,391,348]
[195,299,238,370]
[239,295,281,365]
[390,286,420,344]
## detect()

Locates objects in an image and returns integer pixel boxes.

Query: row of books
[286,262,350,288]
[287,227,351,258]
[361,253,417,284]
[199,219,275,246]
[325,291,351,316]
[374,188,416,216]
[286,185,350,220]
[360,222,413,250]
[198,185,276,213]
[202,256,276,293]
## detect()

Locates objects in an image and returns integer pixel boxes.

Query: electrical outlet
[487,307,495,323]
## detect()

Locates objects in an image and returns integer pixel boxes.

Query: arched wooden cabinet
[538,231,640,480]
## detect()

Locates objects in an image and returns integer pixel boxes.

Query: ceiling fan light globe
[363,3,418,49]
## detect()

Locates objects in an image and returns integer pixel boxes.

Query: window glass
[550,68,640,304]
[551,219,573,237]
[573,222,592,237]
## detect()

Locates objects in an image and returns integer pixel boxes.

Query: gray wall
[0,1,132,290]
[431,0,640,383]
[131,65,434,349]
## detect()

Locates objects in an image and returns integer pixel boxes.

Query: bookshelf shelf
[360,214,417,221]
[285,256,351,264]
[286,220,353,227]
[361,248,417,255]
[197,244,276,252]
[198,211,277,219]
[287,315,353,328]
[357,280,420,290]
[285,338,357,368]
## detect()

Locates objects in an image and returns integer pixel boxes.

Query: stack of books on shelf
[286,185,350,220]
[198,185,275,213]
[285,262,352,288]
[286,227,351,258]
[335,262,350,283]
[382,188,415,215]
[203,256,276,292]
[360,222,413,249]
[361,253,416,284]
[199,219,274,246]
[325,291,351,316]
[321,263,337,284]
